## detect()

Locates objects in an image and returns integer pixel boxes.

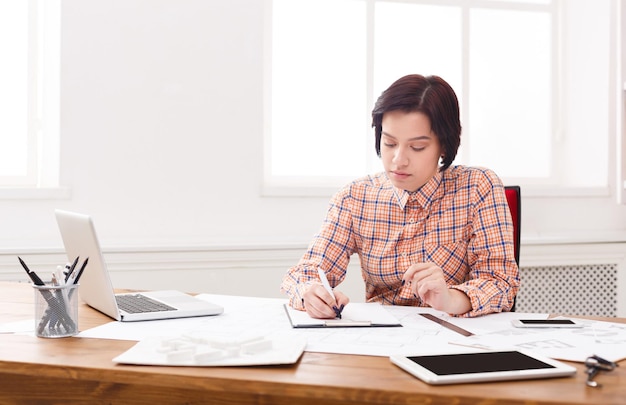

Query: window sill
[0,187,71,200]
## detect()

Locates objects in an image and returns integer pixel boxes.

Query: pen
[72,257,88,285]
[19,256,57,332]
[59,257,87,317]
[67,257,88,303]
[49,272,64,329]
[61,257,88,334]
[64,256,80,283]
[317,267,342,319]
[18,256,45,286]
[54,266,65,286]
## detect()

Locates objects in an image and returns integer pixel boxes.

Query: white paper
[0,319,35,334]
[113,334,307,367]
[449,316,626,363]
[77,294,625,362]
[78,295,467,357]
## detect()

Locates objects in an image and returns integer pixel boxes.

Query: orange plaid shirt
[281,166,520,317]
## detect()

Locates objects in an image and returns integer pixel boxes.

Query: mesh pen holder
[33,283,79,338]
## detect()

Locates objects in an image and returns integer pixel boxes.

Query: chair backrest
[504,186,521,265]
[504,186,521,312]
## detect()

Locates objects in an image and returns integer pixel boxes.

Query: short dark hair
[371,74,461,171]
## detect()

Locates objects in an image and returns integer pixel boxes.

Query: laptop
[55,209,224,322]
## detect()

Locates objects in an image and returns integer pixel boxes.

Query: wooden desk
[1,281,624,405]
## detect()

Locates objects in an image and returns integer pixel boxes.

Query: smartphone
[511,319,583,328]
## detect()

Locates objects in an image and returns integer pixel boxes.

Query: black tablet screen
[407,351,556,376]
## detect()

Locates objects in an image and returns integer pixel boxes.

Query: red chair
[504,186,521,311]
[504,186,521,266]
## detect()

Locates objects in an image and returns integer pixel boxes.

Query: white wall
[1,0,626,298]
[2,0,330,249]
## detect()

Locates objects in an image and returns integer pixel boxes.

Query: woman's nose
[393,148,408,166]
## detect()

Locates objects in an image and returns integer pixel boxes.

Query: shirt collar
[390,170,444,210]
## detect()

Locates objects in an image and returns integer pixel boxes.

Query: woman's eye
[383,143,396,148]
[411,146,426,152]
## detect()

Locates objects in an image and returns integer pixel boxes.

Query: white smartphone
[511,319,583,328]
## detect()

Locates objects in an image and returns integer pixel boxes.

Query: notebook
[55,209,224,322]
[284,303,402,328]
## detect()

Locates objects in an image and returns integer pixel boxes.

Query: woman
[281,74,519,318]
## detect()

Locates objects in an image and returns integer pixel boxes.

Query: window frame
[263,0,617,199]
[0,0,65,198]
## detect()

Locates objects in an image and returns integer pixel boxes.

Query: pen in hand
[317,268,343,319]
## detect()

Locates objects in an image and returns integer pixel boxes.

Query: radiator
[516,264,619,317]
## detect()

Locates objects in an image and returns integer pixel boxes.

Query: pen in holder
[33,282,79,338]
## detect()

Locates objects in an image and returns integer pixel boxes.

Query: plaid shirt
[281,166,520,317]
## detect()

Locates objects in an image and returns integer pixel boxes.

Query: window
[268,0,370,186]
[266,0,613,195]
[0,0,60,190]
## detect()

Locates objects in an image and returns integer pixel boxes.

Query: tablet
[390,350,577,385]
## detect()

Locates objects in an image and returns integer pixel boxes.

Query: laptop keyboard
[116,294,177,314]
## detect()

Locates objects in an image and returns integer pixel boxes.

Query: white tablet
[390,350,577,385]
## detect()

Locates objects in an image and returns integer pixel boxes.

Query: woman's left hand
[402,262,471,315]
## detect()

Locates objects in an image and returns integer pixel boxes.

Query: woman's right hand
[302,284,350,319]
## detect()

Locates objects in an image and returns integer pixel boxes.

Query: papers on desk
[0,319,34,334]
[283,303,402,328]
[113,334,307,367]
[449,316,626,363]
[79,294,460,357]
[77,294,626,364]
